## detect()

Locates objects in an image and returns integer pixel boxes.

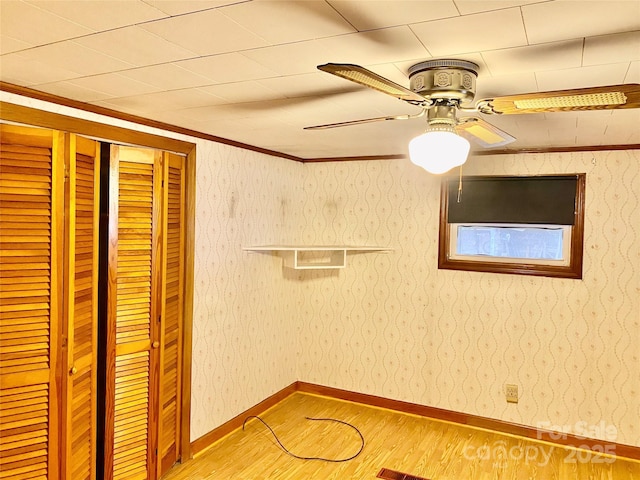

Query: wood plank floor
[165,392,640,480]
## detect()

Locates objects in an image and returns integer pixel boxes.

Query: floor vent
[377,467,431,480]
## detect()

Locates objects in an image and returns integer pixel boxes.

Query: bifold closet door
[105,145,162,480]
[104,146,186,480]
[1,127,184,479]
[158,153,185,477]
[61,134,100,480]
[0,125,64,479]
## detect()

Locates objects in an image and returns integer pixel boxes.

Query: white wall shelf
[242,245,392,270]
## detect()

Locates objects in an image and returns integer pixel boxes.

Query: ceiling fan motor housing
[409,59,478,104]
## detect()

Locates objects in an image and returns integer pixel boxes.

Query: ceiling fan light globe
[408,131,470,174]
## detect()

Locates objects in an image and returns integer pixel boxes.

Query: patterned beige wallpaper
[297,151,640,447]
[190,140,304,441]
[4,92,637,448]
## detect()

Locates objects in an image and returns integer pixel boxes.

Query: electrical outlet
[505,384,518,403]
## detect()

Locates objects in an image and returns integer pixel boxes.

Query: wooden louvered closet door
[0,125,64,479]
[104,146,186,480]
[61,134,100,480]
[105,145,163,480]
[158,153,185,477]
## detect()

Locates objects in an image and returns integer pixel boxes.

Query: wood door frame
[1,102,196,463]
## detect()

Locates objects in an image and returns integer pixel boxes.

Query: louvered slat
[116,162,153,346]
[113,351,149,480]
[158,154,185,476]
[106,146,161,480]
[63,134,99,480]
[0,124,62,480]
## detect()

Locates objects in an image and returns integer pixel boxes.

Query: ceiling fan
[305,59,640,173]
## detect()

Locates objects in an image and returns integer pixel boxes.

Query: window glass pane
[456,225,565,260]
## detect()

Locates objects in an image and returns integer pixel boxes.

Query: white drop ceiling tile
[482,39,584,76]
[198,82,280,103]
[535,63,630,91]
[366,63,414,87]
[544,114,578,130]
[105,88,228,113]
[574,131,604,146]
[240,41,326,76]
[171,103,255,123]
[0,35,33,55]
[256,72,354,99]
[0,0,93,46]
[454,0,544,15]
[522,1,640,45]
[346,87,420,116]
[604,109,640,142]
[119,64,211,90]
[624,61,640,82]
[548,129,577,146]
[322,89,410,118]
[469,114,518,140]
[142,109,203,129]
[60,72,160,98]
[0,52,80,85]
[221,1,356,44]
[30,80,114,102]
[410,8,527,56]
[575,111,612,138]
[90,99,149,116]
[510,112,548,130]
[207,114,291,133]
[327,0,459,30]
[251,97,337,125]
[144,0,243,16]
[248,29,426,78]
[297,128,404,157]
[25,0,168,31]
[75,26,197,67]
[278,95,364,127]
[175,53,279,84]
[189,118,267,141]
[510,129,550,148]
[202,120,268,142]
[313,26,430,66]
[610,108,640,125]
[16,41,133,77]
[583,31,640,66]
[474,72,538,98]
[138,8,269,56]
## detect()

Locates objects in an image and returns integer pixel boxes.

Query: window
[438,174,586,278]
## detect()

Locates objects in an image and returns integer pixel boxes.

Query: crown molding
[0,82,303,162]
[2,82,638,162]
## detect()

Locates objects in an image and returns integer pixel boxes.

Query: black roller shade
[447,175,578,225]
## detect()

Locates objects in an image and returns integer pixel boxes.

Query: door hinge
[158,314,162,323]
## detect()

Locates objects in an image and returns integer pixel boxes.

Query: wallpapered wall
[190,139,303,441]
[297,151,640,447]
[3,92,637,447]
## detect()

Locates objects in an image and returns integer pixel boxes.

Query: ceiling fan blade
[479,84,640,115]
[318,63,427,104]
[456,117,516,148]
[304,111,425,130]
